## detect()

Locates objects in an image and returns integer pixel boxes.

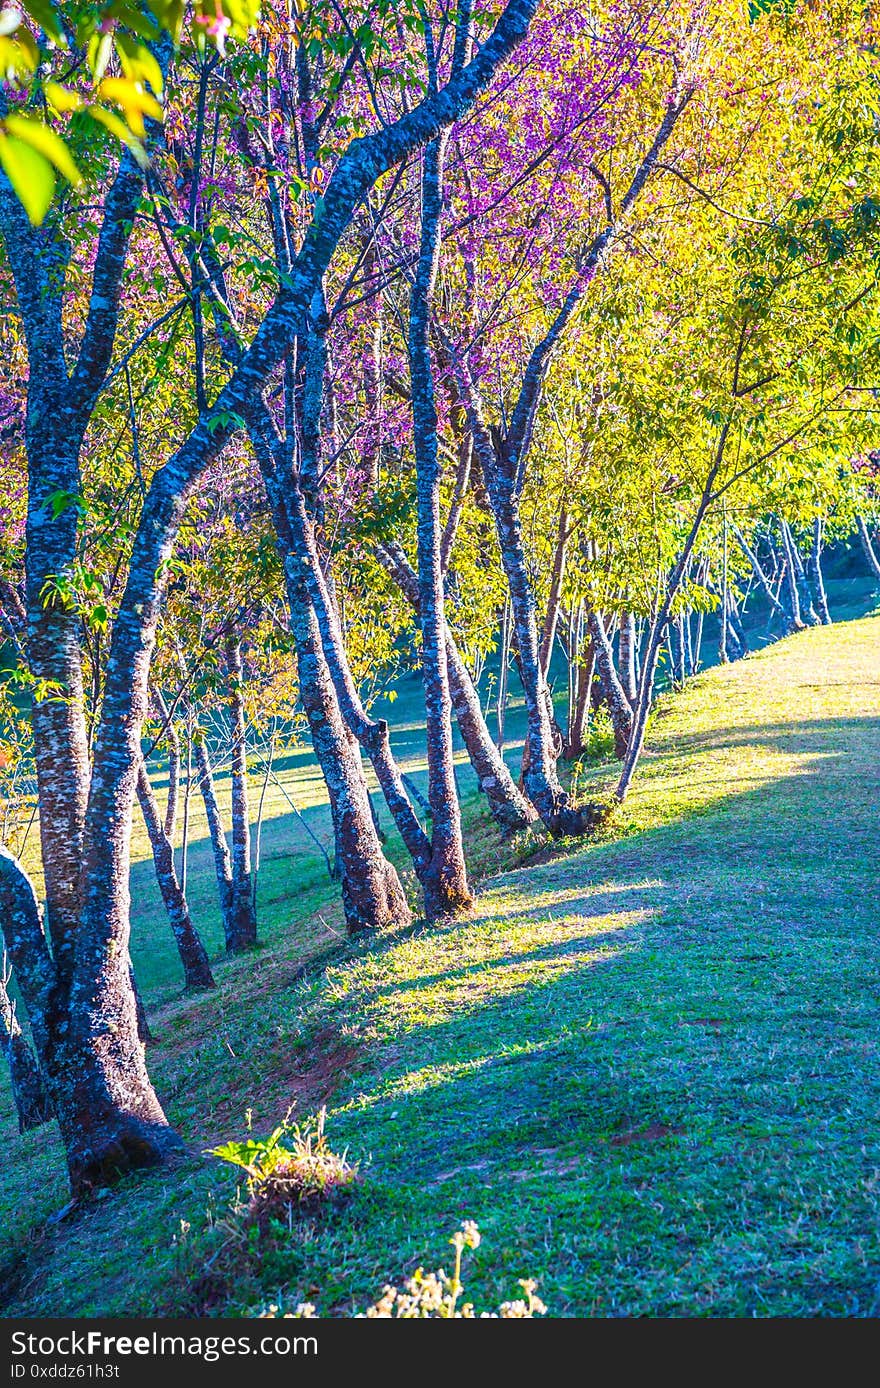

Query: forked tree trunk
[0,967,53,1132]
[136,762,215,990]
[224,639,259,952]
[586,607,633,759]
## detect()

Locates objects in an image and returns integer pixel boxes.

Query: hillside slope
[2,614,879,1317]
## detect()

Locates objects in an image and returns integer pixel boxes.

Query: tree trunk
[857,515,880,582]
[0,847,182,1195]
[585,607,633,759]
[618,612,637,703]
[136,762,215,990]
[808,518,832,624]
[777,522,806,633]
[0,967,53,1132]
[249,420,411,935]
[151,690,181,841]
[478,465,587,833]
[496,598,511,753]
[782,519,819,625]
[409,135,472,919]
[376,540,534,832]
[224,639,259,952]
[731,523,783,619]
[194,734,236,941]
[563,630,595,760]
[538,508,569,677]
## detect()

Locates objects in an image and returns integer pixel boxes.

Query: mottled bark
[409,132,472,918]
[251,422,411,935]
[0,846,181,1193]
[136,762,215,990]
[0,0,540,1190]
[224,639,258,952]
[808,518,832,625]
[0,967,53,1132]
[586,608,633,759]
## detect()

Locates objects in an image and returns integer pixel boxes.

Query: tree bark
[618,612,637,704]
[782,519,819,625]
[249,421,411,935]
[0,847,182,1194]
[376,540,534,832]
[136,762,215,990]
[224,639,259,952]
[409,133,472,919]
[808,518,832,624]
[0,966,53,1132]
[194,734,236,941]
[586,607,633,759]
[857,515,880,582]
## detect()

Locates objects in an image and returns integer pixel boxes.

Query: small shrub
[211,1108,357,1228]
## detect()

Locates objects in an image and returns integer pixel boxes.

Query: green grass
[1,605,879,1317]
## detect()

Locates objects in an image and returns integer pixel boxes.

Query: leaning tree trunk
[136,762,215,990]
[376,540,534,832]
[472,450,589,834]
[0,966,53,1132]
[194,734,236,940]
[223,639,259,952]
[250,420,411,935]
[409,134,472,919]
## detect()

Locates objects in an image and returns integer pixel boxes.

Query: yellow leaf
[0,131,55,224]
[44,81,84,114]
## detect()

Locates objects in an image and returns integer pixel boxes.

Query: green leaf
[4,115,82,187]
[19,0,67,46]
[0,132,54,224]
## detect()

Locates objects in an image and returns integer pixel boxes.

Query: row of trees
[1,0,879,1194]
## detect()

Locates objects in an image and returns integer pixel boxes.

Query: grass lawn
[1,604,879,1317]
